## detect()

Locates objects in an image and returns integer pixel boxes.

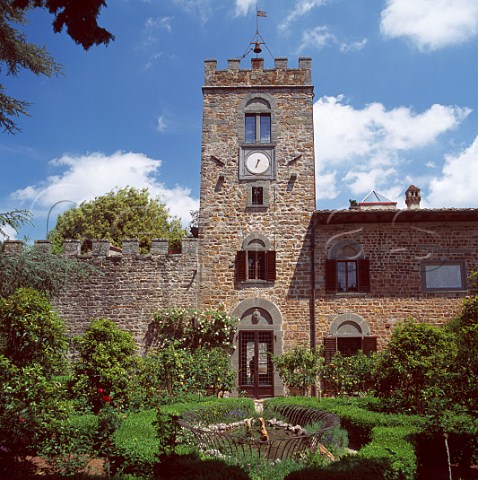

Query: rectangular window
[245,113,271,144]
[325,258,370,293]
[251,187,264,205]
[245,114,256,143]
[337,261,358,292]
[421,261,466,291]
[260,114,271,143]
[248,251,265,280]
[236,250,276,282]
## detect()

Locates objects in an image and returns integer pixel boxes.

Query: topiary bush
[374,320,458,414]
[0,287,68,376]
[71,318,140,412]
[0,356,72,470]
[322,350,378,397]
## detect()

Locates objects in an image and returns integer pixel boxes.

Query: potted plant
[272,346,323,396]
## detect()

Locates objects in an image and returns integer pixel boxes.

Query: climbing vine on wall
[146,307,237,352]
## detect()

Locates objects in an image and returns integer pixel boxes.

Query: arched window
[244,98,271,144]
[323,313,377,363]
[236,233,276,282]
[325,239,370,293]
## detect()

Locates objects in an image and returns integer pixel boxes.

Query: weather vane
[241,7,274,59]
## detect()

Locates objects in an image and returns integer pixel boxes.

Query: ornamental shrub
[375,320,458,414]
[0,288,68,376]
[0,356,71,468]
[322,350,378,397]
[71,318,139,412]
[447,294,478,414]
[271,346,323,395]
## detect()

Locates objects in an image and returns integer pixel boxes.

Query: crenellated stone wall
[3,238,198,348]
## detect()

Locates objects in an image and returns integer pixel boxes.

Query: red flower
[101,395,111,403]
[97,388,104,393]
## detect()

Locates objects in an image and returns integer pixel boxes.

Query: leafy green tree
[0,287,68,376]
[0,357,71,467]
[1,0,113,134]
[48,187,187,253]
[0,288,71,467]
[375,320,458,414]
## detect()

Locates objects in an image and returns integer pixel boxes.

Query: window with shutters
[236,233,276,283]
[324,336,377,363]
[325,240,370,293]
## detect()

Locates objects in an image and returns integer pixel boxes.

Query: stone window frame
[325,239,370,293]
[235,232,276,284]
[237,93,278,146]
[420,260,467,292]
[324,313,377,363]
[246,181,270,208]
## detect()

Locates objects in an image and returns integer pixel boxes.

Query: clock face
[246,151,270,174]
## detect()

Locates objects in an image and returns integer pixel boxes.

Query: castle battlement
[204,57,312,88]
[2,238,199,258]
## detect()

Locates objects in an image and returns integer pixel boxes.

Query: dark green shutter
[236,251,247,281]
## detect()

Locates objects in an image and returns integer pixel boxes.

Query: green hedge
[266,396,421,480]
[111,397,255,476]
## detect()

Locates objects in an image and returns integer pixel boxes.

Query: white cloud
[0,223,18,241]
[314,95,470,167]
[316,170,338,200]
[380,0,478,51]
[143,16,173,46]
[156,114,168,133]
[279,0,329,32]
[173,0,212,24]
[313,95,471,200]
[235,0,256,16]
[10,151,199,230]
[298,25,367,52]
[343,167,398,195]
[427,136,478,207]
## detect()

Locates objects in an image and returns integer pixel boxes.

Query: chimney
[405,185,421,209]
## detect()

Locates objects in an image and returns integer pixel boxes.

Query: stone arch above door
[232,297,283,331]
[328,313,371,337]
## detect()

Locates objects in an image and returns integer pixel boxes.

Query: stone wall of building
[313,219,478,348]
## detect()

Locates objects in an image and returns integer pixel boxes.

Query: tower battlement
[204,57,312,88]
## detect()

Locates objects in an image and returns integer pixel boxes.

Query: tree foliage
[0,246,97,298]
[48,187,187,253]
[1,0,113,133]
[0,209,31,238]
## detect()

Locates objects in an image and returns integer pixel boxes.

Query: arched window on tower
[244,98,272,144]
[236,233,276,282]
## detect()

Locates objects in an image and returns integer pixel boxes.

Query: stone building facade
[4,55,477,398]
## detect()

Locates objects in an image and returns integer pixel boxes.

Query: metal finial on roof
[241,8,274,60]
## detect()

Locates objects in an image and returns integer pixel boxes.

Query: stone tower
[198,56,316,397]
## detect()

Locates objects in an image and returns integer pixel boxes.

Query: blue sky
[2,0,478,241]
